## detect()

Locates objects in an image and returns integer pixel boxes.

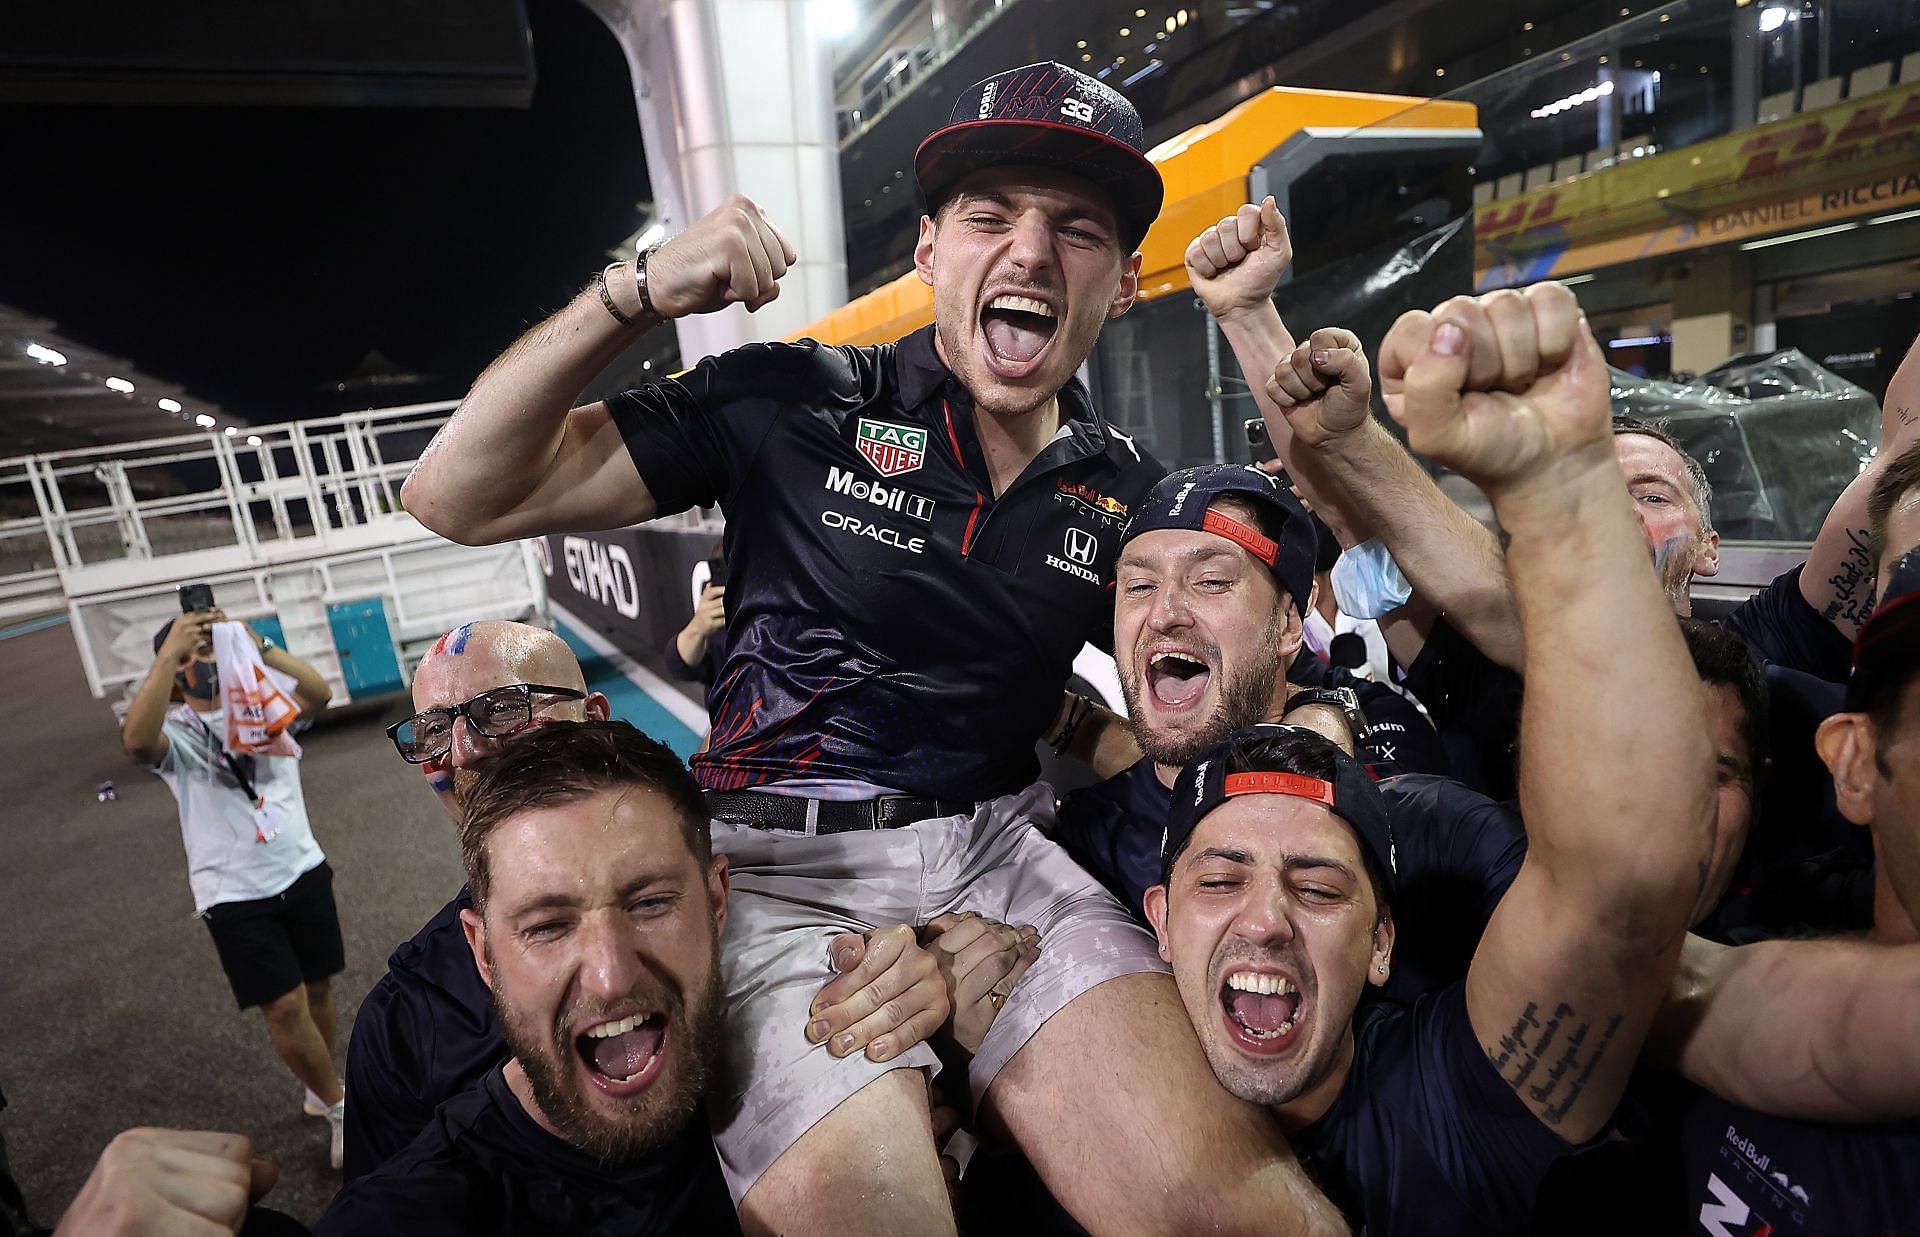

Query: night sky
[0,0,651,424]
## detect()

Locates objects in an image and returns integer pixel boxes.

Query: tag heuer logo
[856,418,927,478]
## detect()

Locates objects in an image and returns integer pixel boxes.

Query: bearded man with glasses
[344,621,963,1192]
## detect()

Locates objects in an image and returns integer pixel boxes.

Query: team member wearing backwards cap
[1144,284,1717,1235]
[1052,463,1450,928]
[401,63,1342,1237]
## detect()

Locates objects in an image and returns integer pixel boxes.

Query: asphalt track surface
[3,622,481,1227]
[0,617,1093,1229]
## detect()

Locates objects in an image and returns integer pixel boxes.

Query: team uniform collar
[891,325,1130,473]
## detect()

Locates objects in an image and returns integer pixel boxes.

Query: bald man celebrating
[345,622,951,1180]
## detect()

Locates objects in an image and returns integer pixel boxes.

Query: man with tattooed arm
[1141,285,1717,1235]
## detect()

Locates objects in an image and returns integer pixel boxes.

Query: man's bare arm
[1184,202,1368,536]
[401,195,796,546]
[1042,691,1140,778]
[1801,331,1920,636]
[122,619,203,766]
[262,641,332,716]
[1648,934,1920,1122]
[1184,206,1524,666]
[1390,285,1715,1144]
[1291,398,1523,671]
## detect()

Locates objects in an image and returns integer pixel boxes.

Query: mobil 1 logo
[826,466,934,521]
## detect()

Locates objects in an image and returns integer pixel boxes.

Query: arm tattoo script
[1820,526,1876,627]
[1486,1001,1625,1126]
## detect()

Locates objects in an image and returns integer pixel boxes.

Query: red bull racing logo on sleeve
[856,418,928,478]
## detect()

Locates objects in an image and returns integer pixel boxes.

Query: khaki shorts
[705,782,1170,1201]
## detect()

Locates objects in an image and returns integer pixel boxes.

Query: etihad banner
[1476,80,1920,288]
[534,527,713,658]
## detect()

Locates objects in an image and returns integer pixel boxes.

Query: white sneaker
[302,1087,328,1118]
[327,1100,345,1171]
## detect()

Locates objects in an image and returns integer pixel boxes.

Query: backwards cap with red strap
[1162,724,1397,901]
[1119,463,1317,618]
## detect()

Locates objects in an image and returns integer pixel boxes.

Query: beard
[490,936,724,1164]
[452,766,484,805]
[1121,608,1288,767]
[1651,534,1701,614]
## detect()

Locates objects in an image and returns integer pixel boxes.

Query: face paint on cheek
[1650,533,1690,574]
[423,753,455,794]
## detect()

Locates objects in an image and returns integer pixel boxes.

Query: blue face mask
[177,660,219,701]
[1330,537,1412,620]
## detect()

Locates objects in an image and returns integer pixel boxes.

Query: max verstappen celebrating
[403,62,1343,1237]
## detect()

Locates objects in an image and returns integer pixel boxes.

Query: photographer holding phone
[121,585,347,1171]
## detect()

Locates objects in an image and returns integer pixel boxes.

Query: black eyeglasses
[386,683,587,764]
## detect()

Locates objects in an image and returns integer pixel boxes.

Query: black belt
[704,790,976,835]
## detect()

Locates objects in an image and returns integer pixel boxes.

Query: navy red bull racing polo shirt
[606,324,1165,801]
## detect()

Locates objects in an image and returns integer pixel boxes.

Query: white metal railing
[0,401,454,588]
[0,399,720,625]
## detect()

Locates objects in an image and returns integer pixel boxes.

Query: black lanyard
[190,711,261,807]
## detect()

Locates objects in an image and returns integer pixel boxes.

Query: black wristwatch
[1283,686,1371,746]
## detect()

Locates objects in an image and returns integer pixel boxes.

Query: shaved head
[409,620,607,817]
[414,621,588,703]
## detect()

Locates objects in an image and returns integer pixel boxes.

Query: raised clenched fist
[1184,197,1293,324]
[1263,327,1373,449]
[644,194,798,319]
[1377,283,1612,496]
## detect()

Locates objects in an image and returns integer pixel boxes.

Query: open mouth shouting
[1220,969,1306,1055]
[978,289,1060,380]
[575,1011,669,1098]
[1145,645,1215,714]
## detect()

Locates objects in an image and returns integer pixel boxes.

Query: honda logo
[1065,527,1098,565]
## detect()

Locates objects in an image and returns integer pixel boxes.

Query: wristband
[633,243,661,319]
[1283,686,1371,746]
[1051,693,1095,757]
[597,262,638,329]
